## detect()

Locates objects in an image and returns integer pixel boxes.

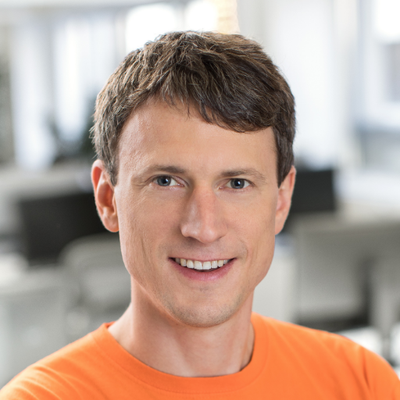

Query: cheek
[117,190,174,237]
[242,203,277,282]
[116,195,179,274]
[238,195,277,239]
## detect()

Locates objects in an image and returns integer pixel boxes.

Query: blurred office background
[0,0,400,385]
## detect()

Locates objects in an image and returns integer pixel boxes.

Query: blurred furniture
[0,164,90,239]
[253,237,296,323]
[0,266,73,386]
[293,214,400,360]
[0,233,131,387]
[59,233,131,339]
[254,167,337,323]
[284,167,337,232]
[18,190,107,265]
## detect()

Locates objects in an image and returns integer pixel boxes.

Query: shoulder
[254,314,400,397]
[0,325,108,400]
[256,313,370,352]
[257,314,386,367]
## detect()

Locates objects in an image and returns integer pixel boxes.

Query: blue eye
[155,176,178,186]
[156,176,171,186]
[229,179,249,189]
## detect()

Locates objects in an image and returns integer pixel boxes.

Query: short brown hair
[92,31,295,186]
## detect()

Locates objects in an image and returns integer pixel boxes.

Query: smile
[174,258,229,271]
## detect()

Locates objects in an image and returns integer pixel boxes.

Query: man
[1,31,399,399]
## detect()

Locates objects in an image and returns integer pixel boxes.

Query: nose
[179,186,227,244]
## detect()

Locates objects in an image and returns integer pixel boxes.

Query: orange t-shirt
[1,313,399,399]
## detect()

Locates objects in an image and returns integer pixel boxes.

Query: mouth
[173,258,231,271]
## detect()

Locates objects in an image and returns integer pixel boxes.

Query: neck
[109,287,255,377]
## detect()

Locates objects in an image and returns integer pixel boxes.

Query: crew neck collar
[91,313,269,395]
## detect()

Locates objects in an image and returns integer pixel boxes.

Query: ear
[275,166,296,235]
[91,160,119,232]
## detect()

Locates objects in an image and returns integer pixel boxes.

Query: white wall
[237,0,359,170]
[10,19,56,169]
[0,0,158,7]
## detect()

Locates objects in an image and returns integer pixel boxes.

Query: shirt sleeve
[0,369,80,400]
[392,382,400,400]
[362,346,400,399]
[0,385,45,400]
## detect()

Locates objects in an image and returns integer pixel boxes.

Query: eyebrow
[137,164,267,182]
[139,165,186,177]
[219,169,268,182]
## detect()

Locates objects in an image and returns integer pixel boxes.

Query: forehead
[117,101,277,180]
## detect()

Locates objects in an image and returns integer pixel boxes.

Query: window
[359,0,400,129]
[8,0,238,170]
[357,0,400,171]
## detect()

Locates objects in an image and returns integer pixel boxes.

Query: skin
[92,100,296,377]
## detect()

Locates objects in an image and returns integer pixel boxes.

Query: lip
[169,258,234,282]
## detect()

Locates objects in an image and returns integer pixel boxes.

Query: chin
[163,295,248,328]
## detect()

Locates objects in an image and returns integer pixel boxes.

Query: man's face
[93,101,295,328]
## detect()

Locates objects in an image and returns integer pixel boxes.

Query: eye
[228,178,250,189]
[155,175,179,186]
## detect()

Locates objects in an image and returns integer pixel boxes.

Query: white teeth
[175,258,230,270]
[194,261,202,270]
[203,261,212,270]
